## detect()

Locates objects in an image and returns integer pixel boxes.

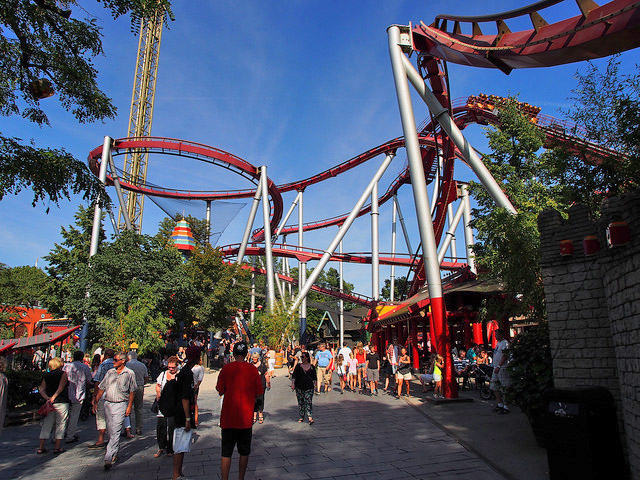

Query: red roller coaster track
[89,0,638,305]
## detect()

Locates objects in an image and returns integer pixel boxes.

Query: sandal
[297,418,303,423]
[153,450,165,458]
[53,448,65,454]
[308,418,315,425]
[258,416,264,424]
[36,448,48,455]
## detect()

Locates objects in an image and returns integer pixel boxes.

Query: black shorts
[221,428,252,457]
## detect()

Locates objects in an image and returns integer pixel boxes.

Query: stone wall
[539,191,640,478]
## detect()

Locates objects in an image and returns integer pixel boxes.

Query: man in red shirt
[216,342,264,480]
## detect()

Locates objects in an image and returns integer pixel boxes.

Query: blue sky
[1,0,638,297]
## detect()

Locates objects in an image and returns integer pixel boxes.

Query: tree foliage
[381,276,408,301]
[469,99,564,320]
[553,56,640,214]
[0,263,48,338]
[0,0,173,207]
[183,244,249,332]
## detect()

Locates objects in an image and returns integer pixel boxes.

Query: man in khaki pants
[313,343,333,394]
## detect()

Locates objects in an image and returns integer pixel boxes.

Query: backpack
[158,372,178,417]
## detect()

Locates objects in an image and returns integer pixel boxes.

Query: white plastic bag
[172,427,193,454]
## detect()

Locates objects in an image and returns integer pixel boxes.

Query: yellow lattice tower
[118,11,164,232]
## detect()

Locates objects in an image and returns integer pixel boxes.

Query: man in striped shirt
[93,352,137,470]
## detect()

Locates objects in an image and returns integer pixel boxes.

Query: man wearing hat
[216,342,264,480]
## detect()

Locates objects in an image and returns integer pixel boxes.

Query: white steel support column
[371,181,380,301]
[206,200,212,245]
[90,137,111,257]
[82,136,112,351]
[438,201,465,264]
[401,54,517,215]
[461,184,476,274]
[390,198,397,301]
[447,203,458,260]
[389,25,454,398]
[274,191,302,241]
[236,176,264,263]
[388,27,442,299]
[339,236,344,347]
[298,190,307,338]
[250,272,256,322]
[290,152,395,315]
[394,194,413,254]
[260,166,276,312]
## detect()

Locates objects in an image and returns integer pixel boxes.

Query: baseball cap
[233,342,248,356]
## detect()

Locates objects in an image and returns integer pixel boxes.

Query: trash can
[541,387,627,479]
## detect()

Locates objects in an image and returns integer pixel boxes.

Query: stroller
[471,364,494,400]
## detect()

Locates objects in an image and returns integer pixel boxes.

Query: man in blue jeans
[313,343,333,394]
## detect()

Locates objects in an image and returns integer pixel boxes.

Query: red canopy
[2,325,81,352]
[0,340,17,353]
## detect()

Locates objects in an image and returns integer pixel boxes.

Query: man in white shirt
[63,350,92,443]
[126,351,150,435]
[490,329,511,414]
[337,343,352,366]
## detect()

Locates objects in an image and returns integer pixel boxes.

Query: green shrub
[506,323,554,418]
[5,369,43,409]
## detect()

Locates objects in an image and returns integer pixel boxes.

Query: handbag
[37,400,55,417]
[150,398,159,414]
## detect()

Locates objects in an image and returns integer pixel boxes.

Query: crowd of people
[13,328,512,480]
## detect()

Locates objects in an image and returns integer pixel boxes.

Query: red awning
[4,325,81,351]
[0,340,17,353]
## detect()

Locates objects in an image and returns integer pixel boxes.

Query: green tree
[381,276,408,301]
[0,264,48,338]
[0,0,173,207]
[184,244,249,331]
[469,98,568,320]
[156,215,210,246]
[553,56,640,215]
[43,204,101,316]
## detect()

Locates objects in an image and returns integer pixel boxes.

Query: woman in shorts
[395,348,412,398]
[355,343,366,390]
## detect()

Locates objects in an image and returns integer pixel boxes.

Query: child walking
[433,354,444,399]
[335,354,347,394]
[347,352,358,392]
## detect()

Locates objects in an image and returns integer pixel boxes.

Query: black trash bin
[542,387,627,480]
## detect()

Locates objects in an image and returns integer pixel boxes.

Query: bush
[506,323,554,419]
[5,369,43,409]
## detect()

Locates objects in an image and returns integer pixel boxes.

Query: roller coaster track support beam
[388,25,457,399]
[81,136,112,351]
[447,202,457,260]
[390,198,397,302]
[236,175,264,263]
[339,237,345,347]
[461,184,476,274]
[438,199,465,265]
[289,152,396,317]
[371,180,380,301]
[206,201,212,244]
[260,166,277,312]
[107,150,133,232]
[394,194,413,254]
[274,191,302,242]
[400,53,517,215]
[298,190,307,341]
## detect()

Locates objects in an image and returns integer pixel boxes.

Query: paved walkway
[0,368,545,479]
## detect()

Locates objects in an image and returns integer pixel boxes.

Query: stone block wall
[539,191,640,478]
